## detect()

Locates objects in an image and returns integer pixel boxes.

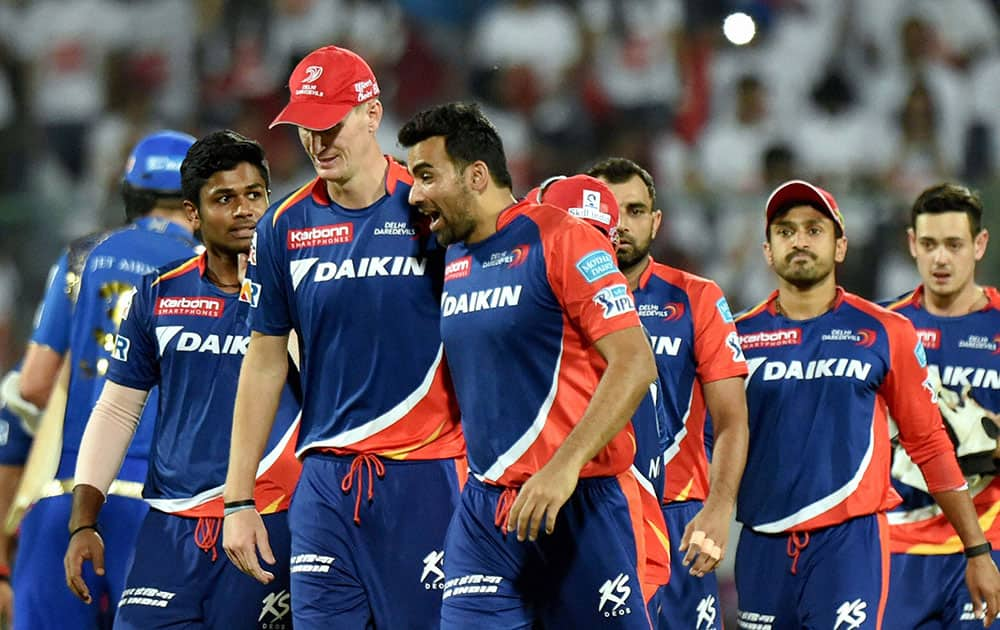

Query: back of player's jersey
[248,160,462,460]
[735,290,942,532]
[886,286,1000,553]
[58,217,199,484]
[634,262,746,504]
[109,254,300,515]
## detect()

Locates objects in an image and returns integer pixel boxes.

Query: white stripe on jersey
[145,411,301,513]
[476,339,564,484]
[662,388,695,466]
[297,345,445,455]
[631,464,658,499]
[752,411,876,533]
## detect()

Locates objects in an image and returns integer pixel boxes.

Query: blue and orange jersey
[735,288,961,533]
[108,252,301,517]
[53,218,200,484]
[247,157,462,460]
[440,199,643,486]
[633,259,748,504]
[885,285,1000,554]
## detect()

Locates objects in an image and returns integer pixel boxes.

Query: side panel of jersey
[108,255,300,515]
[30,251,75,353]
[247,165,461,459]
[440,201,641,486]
[634,261,747,504]
[735,292,944,532]
[57,218,200,483]
[886,287,1000,553]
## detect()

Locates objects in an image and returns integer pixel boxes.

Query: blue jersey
[30,247,83,354]
[735,288,958,533]
[57,217,200,484]
[247,158,462,460]
[109,253,301,516]
[885,285,1000,554]
[633,259,747,504]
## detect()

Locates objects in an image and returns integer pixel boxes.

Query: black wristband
[69,524,100,540]
[223,499,256,509]
[965,542,993,559]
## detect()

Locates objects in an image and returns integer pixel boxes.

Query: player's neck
[145,208,195,233]
[620,256,650,292]
[466,188,518,245]
[323,150,387,210]
[204,249,241,293]
[922,282,986,317]
[775,277,838,320]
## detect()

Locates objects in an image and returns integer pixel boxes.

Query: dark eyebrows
[208,182,265,197]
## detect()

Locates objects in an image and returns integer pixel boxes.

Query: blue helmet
[122,130,196,194]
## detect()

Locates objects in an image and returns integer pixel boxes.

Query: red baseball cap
[765,179,846,236]
[534,175,620,237]
[269,46,380,131]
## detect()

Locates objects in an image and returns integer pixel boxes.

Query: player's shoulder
[842,291,915,336]
[149,253,204,289]
[648,260,724,297]
[66,229,114,275]
[266,179,320,229]
[734,293,775,325]
[879,287,921,312]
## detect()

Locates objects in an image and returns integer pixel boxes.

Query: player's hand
[0,578,13,626]
[223,509,275,584]
[966,553,1000,626]
[507,462,579,542]
[63,529,105,604]
[679,502,730,577]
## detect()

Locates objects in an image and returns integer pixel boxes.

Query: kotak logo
[155,296,225,318]
[915,329,940,350]
[739,328,801,349]
[287,223,353,249]
[445,256,472,281]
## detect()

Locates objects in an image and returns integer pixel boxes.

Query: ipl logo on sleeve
[593,284,636,319]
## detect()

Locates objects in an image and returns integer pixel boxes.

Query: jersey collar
[907,284,1000,312]
[766,286,846,316]
[308,155,408,207]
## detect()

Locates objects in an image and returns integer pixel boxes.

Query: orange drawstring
[194,517,222,562]
[341,453,386,525]
[786,531,810,575]
[494,488,518,535]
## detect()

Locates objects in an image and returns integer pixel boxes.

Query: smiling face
[765,204,847,289]
[909,211,988,301]
[297,101,381,184]
[187,162,269,256]
[406,135,479,246]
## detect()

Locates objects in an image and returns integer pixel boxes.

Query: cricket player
[222,46,464,629]
[883,183,1000,628]
[64,130,301,629]
[6,130,200,629]
[734,179,1000,629]
[588,157,749,630]
[400,102,658,628]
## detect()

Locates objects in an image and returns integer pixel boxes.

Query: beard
[615,235,651,270]
[773,250,834,289]
[431,186,478,246]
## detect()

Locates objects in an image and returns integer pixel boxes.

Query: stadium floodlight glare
[723,12,756,46]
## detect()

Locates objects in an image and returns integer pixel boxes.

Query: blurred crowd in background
[1,0,1000,371]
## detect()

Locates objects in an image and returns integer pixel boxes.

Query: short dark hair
[585,157,657,209]
[911,182,983,236]
[122,183,183,220]
[181,130,270,209]
[397,102,513,190]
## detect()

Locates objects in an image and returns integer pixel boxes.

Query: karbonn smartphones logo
[287,223,353,249]
[154,296,225,318]
[445,256,472,281]
[915,328,940,350]
[738,328,801,349]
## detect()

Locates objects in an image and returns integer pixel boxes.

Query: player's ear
[762,240,774,268]
[974,229,989,262]
[834,235,848,263]
[467,161,489,194]
[183,200,201,232]
[907,227,918,259]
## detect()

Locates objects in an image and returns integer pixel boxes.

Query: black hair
[585,157,657,209]
[910,182,984,236]
[397,102,513,190]
[181,130,270,209]
[122,182,183,220]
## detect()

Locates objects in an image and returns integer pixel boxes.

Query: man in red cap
[221,46,464,629]
[732,179,1000,628]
